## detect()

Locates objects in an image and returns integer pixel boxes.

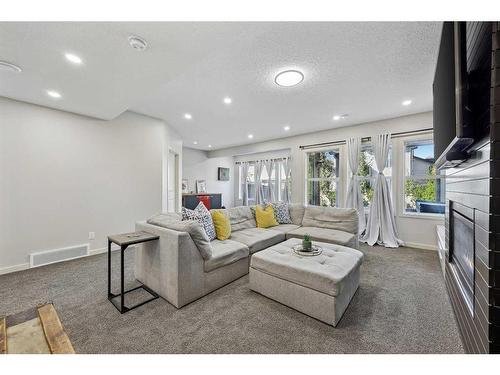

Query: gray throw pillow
[271,201,292,224]
[182,202,216,241]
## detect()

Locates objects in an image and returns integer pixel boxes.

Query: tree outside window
[306,149,340,207]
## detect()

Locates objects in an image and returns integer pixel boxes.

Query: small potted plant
[302,234,312,252]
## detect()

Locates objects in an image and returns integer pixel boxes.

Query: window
[306,149,340,207]
[237,159,291,203]
[403,140,445,215]
[358,145,392,208]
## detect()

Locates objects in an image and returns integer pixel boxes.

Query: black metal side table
[107,231,159,313]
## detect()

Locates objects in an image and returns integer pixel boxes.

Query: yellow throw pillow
[211,210,231,240]
[255,204,279,228]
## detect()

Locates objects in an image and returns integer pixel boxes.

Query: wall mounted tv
[434,22,491,168]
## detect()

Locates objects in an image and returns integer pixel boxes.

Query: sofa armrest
[134,221,205,308]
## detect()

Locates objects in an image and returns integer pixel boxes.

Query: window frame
[400,137,445,219]
[304,146,341,207]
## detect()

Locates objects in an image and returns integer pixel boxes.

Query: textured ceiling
[0,22,442,149]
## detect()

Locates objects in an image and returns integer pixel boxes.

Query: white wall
[182,147,234,208]
[209,112,443,250]
[0,97,181,273]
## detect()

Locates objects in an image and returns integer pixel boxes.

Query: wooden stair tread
[0,316,6,354]
[37,304,75,354]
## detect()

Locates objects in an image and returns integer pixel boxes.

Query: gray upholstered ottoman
[249,238,363,326]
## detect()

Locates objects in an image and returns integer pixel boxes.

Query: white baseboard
[404,242,437,251]
[0,262,30,275]
[0,245,136,276]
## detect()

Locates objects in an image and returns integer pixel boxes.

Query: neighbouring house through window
[403,139,445,215]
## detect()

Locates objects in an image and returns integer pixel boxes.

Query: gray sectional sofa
[135,204,358,308]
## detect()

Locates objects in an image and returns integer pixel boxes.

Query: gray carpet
[0,244,464,353]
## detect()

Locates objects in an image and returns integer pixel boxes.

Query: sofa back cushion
[224,206,257,232]
[289,203,305,225]
[147,213,213,260]
[301,206,358,234]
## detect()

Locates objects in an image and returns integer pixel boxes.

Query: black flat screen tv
[434,22,492,168]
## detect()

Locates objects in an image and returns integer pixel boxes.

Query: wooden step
[37,304,75,354]
[0,316,6,354]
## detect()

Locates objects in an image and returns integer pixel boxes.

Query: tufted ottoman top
[250,238,363,297]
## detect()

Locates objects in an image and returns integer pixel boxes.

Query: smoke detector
[128,36,148,51]
[0,60,22,73]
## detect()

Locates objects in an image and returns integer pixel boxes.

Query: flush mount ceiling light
[208,145,212,148]
[193,141,198,145]
[0,60,22,73]
[46,90,61,99]
[64,53,82,64]
[248,134,254,139]
[283,125,291,131]
[184,113,192,120]
[333,115,341,121]
[128,35,148,51]
[275,70,304,87]
[223,97,232,104]
[402,99,412,106]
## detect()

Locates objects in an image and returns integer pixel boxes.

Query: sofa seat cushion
[286,226,357,248]
[250,238,363,297]
[204,239,249,272]
[271,224,301,234]
[230,228,285,254]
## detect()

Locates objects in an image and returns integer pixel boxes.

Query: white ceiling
[0,22,442,150]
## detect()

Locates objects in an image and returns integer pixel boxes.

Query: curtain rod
[235,157,290,165]
[298,128,433,150]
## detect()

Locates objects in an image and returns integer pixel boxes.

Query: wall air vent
[0,60,22,73]
[30,244,89,268]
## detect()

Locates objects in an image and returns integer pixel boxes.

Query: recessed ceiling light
[128,35,148,51]
[402,99,412,106]
[208,145,212,148]
[46,90,61,99]
[223,97,232,104]
[283,125,291,131]
[0,60,22,73]
[193,141,198,145]
[248,134,254,139]
[184,113,192,120]
[333,114,349,121]
[275,70,304,87]
[64,53,82,64]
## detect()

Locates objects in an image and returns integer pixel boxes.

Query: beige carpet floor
[0,244,464,353]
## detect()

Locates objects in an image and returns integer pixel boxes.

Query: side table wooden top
[108,231,159,247]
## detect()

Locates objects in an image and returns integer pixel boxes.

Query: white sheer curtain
[263,160,276,202]
[255,161,264,205]
[282,158,292,203]
[241,162,250,206]
[345,137,366,235]
[361,133,403,248]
